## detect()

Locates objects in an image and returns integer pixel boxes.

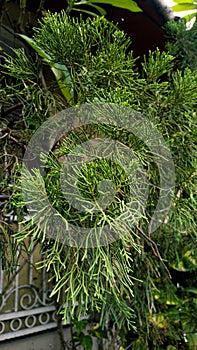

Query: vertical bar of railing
[14,258,19,312]
[29,237,33,286]
[14,229,20,312]
[0,264,3,294]
[42,265,47,304]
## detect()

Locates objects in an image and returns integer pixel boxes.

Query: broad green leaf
[74,2,107,15]
[50,62,74,105]
[170,250,197,271]
[131,338,144,350]
[182,326,197,348]
[19,34,51,60]
[19,34,74,104]
[174,0,195,3]
[72,7,103,16]
[187,333,197,348]
[20,0,26,9]
[74,319,89,334]
[88,324,108,339]
[88,3,107,15]
[75,0,142,12]
[154,293,181,306]
[184,12,197,21]
[172,3,197,11]
[150,315,169,328]
[79,334,93,350]
[183,287,197,294]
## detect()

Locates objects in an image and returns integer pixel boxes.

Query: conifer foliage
[0,12,196,349]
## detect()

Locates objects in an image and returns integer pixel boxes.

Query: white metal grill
[0,239,60,341]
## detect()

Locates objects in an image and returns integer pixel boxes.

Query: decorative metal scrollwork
[10,318,22,332]
[25,315,37,328]
[0,322,5,335]
[0,249,62,341]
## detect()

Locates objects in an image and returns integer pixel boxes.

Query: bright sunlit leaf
[75,0,142,12]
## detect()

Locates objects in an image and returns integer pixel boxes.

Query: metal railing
[0,237,60,341]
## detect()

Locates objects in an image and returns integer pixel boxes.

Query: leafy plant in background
[172,0,197,20]
[0,11,197,350]
[165,17,197,70]
[71,0,142,16]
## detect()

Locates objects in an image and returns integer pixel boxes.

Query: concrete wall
[0,327,98,350]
